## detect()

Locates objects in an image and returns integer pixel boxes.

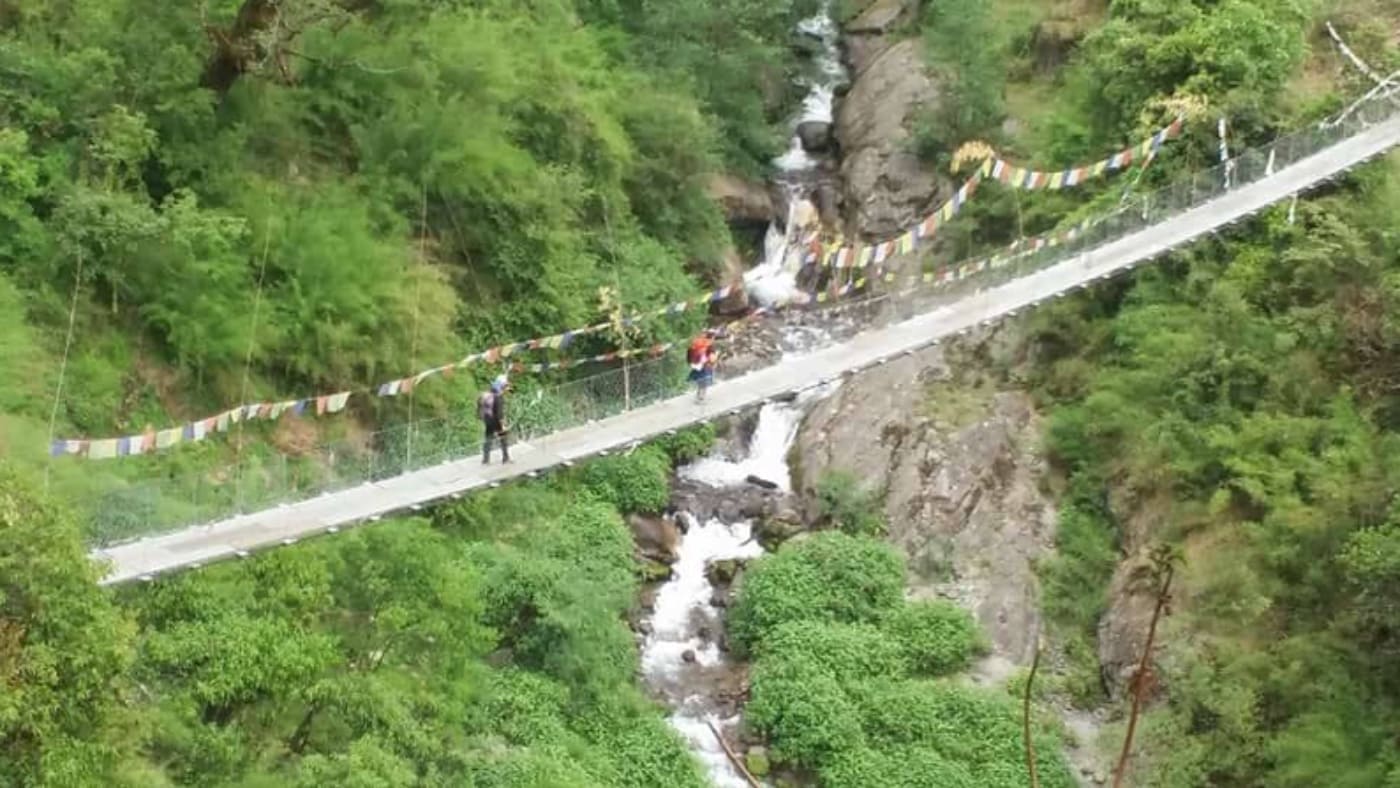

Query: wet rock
[745,747,771,778]
[636,621,654,636]
[793,328,1056,665]
[639,559,673,583]
[706,558,746,586]
[745,475,780,490]
[797,120,834,153]
[757,511,805,551]
[682,649,698,664]
[707,173,774,228]
[710,593,729,609]
[630,513,681,563]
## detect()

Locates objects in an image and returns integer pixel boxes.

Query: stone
[757,513,805,551]
[793,329,1057,666]
[745,474,780,490]
[682,649,697,664]
[629,513,681,563]
[710,593,729,609]
[1097,549,1163,700]
[707,174,774,228]
[796,120,834,153]
[639,559,673,583]
[745,747,771,778]
[706,558,745,586]
[835,38,947,240]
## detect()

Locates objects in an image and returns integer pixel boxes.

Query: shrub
[728,533,906,653]
[577,445,671,513]
[754,620,909,684]
[882,600,980,676]
[746,665,865,768]
[813,470,886,537]
[820,746,977,788]
[851,679,1075,786]
[654,423,716,465]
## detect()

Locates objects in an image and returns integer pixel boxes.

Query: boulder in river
[796,120,834,153]
[629,513,681,563]
[706,558,746,586]
[707,173,774,229]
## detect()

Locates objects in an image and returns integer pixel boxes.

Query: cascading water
[637,8,846,782]
[639,399,811,787]
[745,1,848,310]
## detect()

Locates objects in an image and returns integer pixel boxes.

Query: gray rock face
[707,173,774,228]
[844,0,917,75]
[797,120,835,153]
[794,329,1056,664]
[1096,550,1162,701]
[835,37,947,241]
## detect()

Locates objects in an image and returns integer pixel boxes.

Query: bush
[577,445,671,514]
[820,746,977,788]
[883,600,980,676]
[746,666,866,767]
[755,620,909,683]
[850,679,1075,786]
[728,533,906,653]
[654,423,716,465]
[813,471,886,537]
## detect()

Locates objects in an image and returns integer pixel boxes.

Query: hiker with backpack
[479,375,510,464]
[688,329,720,403]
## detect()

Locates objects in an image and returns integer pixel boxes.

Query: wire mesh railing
[84,96,1400,549]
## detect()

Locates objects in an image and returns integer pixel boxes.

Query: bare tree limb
[1112,548,1176,788]
[706,719,761,788]
[1023,637,1043,788]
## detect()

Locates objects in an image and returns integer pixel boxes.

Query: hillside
[5,0,1400,786]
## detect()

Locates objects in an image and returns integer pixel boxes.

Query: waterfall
[745,1,848,310]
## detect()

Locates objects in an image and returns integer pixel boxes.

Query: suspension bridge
[91,103,1400,585]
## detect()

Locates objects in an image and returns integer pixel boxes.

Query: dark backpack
[477,391,495,421]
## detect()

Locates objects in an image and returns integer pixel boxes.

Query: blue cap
[491,376,508,393]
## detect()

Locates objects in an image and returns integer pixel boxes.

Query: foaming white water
[642,401,814,786]
[746,1,846,310]
[641,516,764,682]
[681,401,805,491]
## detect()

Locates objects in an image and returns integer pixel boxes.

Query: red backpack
[687,339,710,366]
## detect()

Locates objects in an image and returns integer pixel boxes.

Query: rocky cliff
[836,0,949,242]
[793,326,1055,665]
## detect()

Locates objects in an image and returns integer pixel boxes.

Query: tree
[0,464,135,786]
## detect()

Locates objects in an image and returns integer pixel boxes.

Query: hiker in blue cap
[478,375,511,464]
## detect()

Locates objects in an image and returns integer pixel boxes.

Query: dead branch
[706,719,761,788]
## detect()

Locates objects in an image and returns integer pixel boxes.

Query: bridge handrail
[83,97,1400,549]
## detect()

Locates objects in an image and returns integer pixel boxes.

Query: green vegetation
[812,470,887,537]
[0,0,813,533]
[1,429,699,785]
[733,532,1072,785]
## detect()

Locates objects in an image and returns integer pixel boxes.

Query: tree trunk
[1023,641,1042,788]
[201,0,279,94]
[1112,565,1174,788]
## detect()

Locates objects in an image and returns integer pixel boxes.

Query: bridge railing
[84,96,1398,549]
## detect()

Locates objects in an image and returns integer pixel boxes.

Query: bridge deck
[93,113,1400,585]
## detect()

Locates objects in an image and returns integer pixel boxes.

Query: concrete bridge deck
[93,111,1400,585]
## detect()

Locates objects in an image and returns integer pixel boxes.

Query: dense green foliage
[1,454,711,785]
[727,531,906,653]
[732,532,1072,784]
[0,0,814,519]
[0,464,134,787]
[987,1,1400,782]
